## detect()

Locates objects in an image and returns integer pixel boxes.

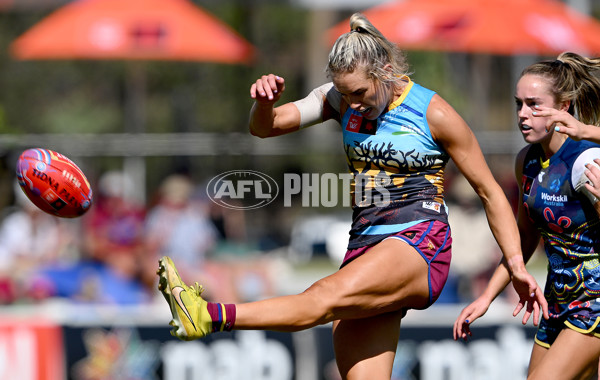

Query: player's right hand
[250,74,285,104]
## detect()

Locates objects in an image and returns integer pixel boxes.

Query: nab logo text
[206,170,279,210]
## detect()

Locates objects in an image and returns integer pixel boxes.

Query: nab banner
[0,315,537,379]
[63,327,298,380]
[60,323,536,380]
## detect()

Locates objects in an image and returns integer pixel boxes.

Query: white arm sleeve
[571,147,600,204]
[292,82,342,129]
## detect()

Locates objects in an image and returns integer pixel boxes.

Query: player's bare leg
[528,329,600,380]
[232,238,430,332]
[333,310,403,380]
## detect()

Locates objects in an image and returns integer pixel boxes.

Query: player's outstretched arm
[451,137,548,341]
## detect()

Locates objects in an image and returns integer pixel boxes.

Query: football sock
[206,302,236,332]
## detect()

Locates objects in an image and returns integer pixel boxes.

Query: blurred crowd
[0,167,532,307]
[0,171,278,306]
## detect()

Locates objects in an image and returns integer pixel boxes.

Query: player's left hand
[585,158,600,199]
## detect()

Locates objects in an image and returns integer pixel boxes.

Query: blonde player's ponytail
[327,13,410,89]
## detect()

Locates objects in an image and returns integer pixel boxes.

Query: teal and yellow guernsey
[340,79,450,249]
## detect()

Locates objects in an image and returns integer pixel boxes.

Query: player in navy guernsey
[157,13,544,380]
[455,52,600,380]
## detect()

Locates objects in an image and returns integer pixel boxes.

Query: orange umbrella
[10,0,254,63]
[327,0,600,56]
[9,0,255,205]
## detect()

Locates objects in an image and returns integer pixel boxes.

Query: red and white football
[16,148,93,218]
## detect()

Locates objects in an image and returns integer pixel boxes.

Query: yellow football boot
[157,256,213,340]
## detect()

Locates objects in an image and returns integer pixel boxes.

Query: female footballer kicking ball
[158,13,545,380]
[454,52,600,380]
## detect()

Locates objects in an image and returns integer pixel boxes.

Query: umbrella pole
[124,62,147,205]
[470,54,492,131]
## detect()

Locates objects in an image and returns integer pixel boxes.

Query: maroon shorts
[341,220,452,308]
